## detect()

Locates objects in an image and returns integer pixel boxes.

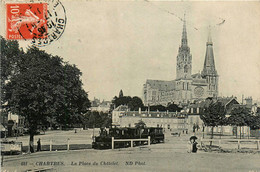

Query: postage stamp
[6,0,66,47]
[6,3,48,40]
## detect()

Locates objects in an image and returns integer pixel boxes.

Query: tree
[149,105,166,112]
[166,103,182,112]
[128,96,144,111]
[84,111,111,128]
[227,107,251,139]
[1,36,22,107]
[52,62,91,128]
[3,44,90,152]
[200,101,226,139]
[111,96,132,108]
[111,95,144,111]
[119,89,123,98]
[250,115,260,130]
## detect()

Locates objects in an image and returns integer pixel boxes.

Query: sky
[1,1,260,102]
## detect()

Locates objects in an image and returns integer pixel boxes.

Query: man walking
[37,138,41,152]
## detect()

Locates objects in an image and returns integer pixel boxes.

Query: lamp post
[16,122,18,140]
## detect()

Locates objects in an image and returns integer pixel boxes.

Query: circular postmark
[31,0,66,46]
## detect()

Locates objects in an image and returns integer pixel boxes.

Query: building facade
[143,19,218,106]
[112,105,188,131]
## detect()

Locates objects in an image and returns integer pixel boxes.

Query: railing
[46,139,91,151]
[112,136,151,150]
[200,138,260,150]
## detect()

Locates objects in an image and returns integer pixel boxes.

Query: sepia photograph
[1,0,260,171]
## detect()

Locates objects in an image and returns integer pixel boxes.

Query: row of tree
[201,101,260,139]
[1,37,91,152]
[83,111,111,128]
[111,91,182,112]
[111,95,144,111]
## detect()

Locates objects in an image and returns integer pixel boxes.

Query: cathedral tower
[176,15,193,102]
[176,16,192,80]
[201,28,218,97]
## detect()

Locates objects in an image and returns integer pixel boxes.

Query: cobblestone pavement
[1,131,260,172]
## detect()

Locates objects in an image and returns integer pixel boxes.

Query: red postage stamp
[6,3,48,40]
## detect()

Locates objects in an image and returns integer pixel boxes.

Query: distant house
[7,113,25,137]
[91,98,111,113]
[186,97,249,135]
[112,105,129,126]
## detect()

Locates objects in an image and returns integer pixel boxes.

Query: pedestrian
[193,124,196,133]
[191,139,198,153]
[196,124,200,131]
[37,138,41,152]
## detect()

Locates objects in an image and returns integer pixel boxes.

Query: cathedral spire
[202,26,217,76]
[181,14,188,46]
[176,13,192,80]
[207,26,213,45]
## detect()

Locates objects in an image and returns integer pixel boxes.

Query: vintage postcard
[1,0,260,172]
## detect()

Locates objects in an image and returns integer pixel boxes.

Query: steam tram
[92,127,164,149]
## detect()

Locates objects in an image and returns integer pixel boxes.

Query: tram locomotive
[92,127,164,149]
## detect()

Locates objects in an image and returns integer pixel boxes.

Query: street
[2,130,260,172]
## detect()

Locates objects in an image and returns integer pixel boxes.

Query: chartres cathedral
[143,19,219,106]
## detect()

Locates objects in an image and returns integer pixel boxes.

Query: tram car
[92,127,164,149]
